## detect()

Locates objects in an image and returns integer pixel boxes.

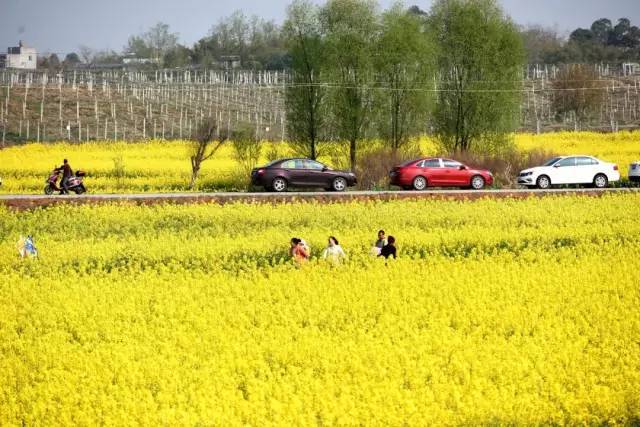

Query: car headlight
[521,172,533,177]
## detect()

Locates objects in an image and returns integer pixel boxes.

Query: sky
[1,0,639,55]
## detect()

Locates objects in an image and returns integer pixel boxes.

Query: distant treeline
[523,18,640,64]
[38,5,640,71]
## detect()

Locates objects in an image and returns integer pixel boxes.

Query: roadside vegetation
[0,132,636,193]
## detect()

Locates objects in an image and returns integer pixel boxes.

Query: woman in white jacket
[321,236,346,264]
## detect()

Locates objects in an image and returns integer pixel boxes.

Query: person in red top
[290,238,310,264]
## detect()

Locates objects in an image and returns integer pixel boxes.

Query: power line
[0,83,632,93]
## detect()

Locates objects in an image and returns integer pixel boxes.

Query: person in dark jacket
[57,159,73,194]
[378,236,397,260]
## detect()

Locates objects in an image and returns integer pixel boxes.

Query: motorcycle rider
[56,159,73,194]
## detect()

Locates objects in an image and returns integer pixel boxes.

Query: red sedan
[389,158,494,190]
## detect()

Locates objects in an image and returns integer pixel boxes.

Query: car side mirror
[553,164,561,168]
[322,167,328,172]
[459,165,467,171]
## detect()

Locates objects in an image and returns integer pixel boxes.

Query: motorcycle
[44,169,87,195]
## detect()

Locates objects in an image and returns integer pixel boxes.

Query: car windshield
[543,157,563,166]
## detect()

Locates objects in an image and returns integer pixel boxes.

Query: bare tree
[125,23,179,64]
[552,65,607,130]
[145,22,179,63]
[189,120,228,190]
[78,45,95,64]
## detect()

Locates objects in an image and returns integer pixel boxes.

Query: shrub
[444,148,561,188]
[112,155,126,189]
[356,144,422,190]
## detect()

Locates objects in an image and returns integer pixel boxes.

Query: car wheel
[536,175,551,190]
[412,176,427,191]
[271,177,288,193]
[593,174,608,189]
[332,177,347,192]
[470,175,485,190]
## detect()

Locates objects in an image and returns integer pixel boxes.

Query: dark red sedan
[251,158,357,192]
[389,158,494,190]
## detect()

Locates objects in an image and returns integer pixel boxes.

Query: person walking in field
[378,236,397,260]
[321,236,346,264]
[17,235,38,258]
[371,229,388,256]
[290,238,310,265]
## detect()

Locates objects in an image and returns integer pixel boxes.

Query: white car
[518,156,620,189]
[630,161,640,183]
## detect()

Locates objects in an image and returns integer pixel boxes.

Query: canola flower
[1,194,640,425]
[0,131,637,193]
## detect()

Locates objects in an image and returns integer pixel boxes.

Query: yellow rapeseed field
[1,194,640,424]
[0,131,637,193]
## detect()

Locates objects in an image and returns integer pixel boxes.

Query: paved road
[1,187,637,209]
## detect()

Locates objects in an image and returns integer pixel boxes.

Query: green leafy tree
[429,0,524,153]
[565,18,640,62]
[145,23,179,63]
[164,45,192,68]
[48,54,61,70]
[283,0,326,159]
[321,0,378,171]
[591,18,613,44]
[374,3,436,153]
[125,35,152,58]
[63,52,81,69]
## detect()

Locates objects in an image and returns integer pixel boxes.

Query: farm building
[220,55,241,70]
[122,54,160,65]
[0,41,37,70]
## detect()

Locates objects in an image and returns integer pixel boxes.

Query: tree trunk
[189,165,200,190]
[190,154,201,190]
[349,139,357,172]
